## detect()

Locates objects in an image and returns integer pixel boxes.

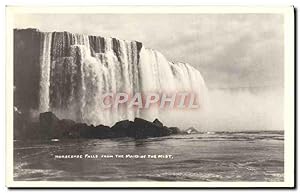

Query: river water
[14,131,284,181]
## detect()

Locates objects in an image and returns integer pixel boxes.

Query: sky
[14,14,284,89]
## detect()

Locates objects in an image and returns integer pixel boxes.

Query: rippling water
[14,131,284,181]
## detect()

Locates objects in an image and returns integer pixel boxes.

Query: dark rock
[39,112,59,128]
[39,112,60,138]
[111,118,173,138]
[81,124,112,139]
[58,119,79,138]
[133,118,169,138]
[111,120,134,137]
[153,118,163,127]
[111,120,132,131]
[15,111,187,140]
[93,125,112,138]
[168,127,181,134]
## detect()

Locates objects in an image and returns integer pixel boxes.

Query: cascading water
[39,32,52,112]
[38,31,208,126]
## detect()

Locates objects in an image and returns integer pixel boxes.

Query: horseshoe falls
[14,29,208,126]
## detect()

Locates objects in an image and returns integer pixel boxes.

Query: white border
[5,6,295,188]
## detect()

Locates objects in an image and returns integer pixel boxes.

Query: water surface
[14,131,284,181]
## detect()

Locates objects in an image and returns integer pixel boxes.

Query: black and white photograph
[5,6,295,188]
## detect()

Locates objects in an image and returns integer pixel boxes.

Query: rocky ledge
[14,112,198,140]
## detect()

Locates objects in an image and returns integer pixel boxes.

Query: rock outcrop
[16,111,182,140]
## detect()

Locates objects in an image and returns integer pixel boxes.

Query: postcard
[5,6,295,188]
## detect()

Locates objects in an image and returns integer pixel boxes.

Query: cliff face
[14,29,42,116]
[14,28,208,126]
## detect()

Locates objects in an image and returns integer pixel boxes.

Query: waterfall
[38,31,208,126]
[39,32,52,112]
